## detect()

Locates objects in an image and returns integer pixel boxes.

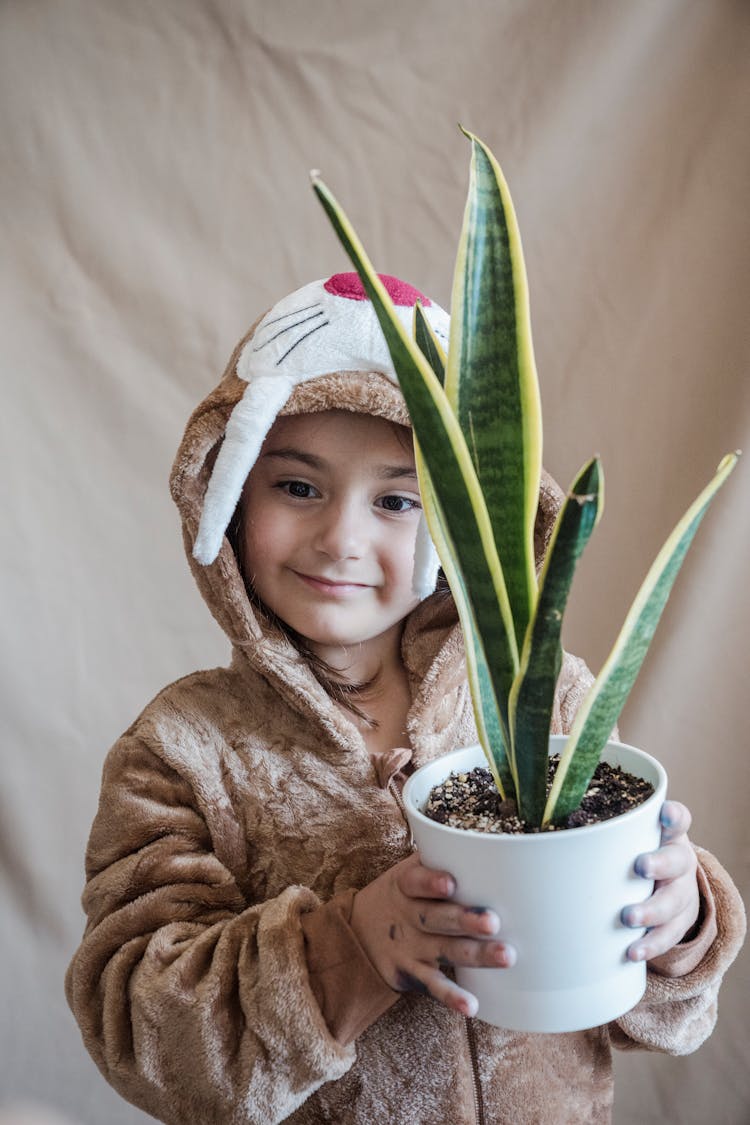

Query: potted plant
[311,130,738,1032]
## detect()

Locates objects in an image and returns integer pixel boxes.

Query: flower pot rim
[403,736,667,842]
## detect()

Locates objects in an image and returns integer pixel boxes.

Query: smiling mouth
[293,571,372,594]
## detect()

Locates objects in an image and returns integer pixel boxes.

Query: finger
[634,841,697,882]
[393,964,479,1017]
[625,913,696,962]
[622,881,696,931]
[413,902,501,938]
[421,936,516,970]
[658,800,692,842]
[398,859,456,901]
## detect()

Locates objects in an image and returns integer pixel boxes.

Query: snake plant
[312,130,738,827]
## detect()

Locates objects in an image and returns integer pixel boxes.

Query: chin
[302,628,370,648]
[292,614,387,650]
[279,614,356,646]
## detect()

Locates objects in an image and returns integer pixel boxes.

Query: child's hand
[622,800,701,963]
[350,852,516,1017]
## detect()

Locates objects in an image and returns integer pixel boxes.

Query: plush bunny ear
[192,374,296,565]
[412,511,441,599]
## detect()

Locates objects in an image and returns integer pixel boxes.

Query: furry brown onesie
[66,325,746,1125]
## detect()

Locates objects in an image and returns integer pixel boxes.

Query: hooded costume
[66,275,745,1125]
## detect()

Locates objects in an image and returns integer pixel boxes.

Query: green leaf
[447,129,543,653]
[311,174,519,734]
[416,441,514,796]
[413,304,515,795]
[545,452,740,824]
[509,458,603,824]
[414,301,447,387]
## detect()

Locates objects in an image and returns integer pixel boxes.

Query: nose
[313,497,367,561]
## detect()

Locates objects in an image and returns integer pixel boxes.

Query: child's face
[239,410,422,661]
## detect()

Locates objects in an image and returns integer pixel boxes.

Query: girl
[66,274,744,1125]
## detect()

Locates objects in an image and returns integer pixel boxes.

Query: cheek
[381,525,420,593]
[240,502,290,576]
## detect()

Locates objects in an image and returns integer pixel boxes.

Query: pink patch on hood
[324,272,432,307]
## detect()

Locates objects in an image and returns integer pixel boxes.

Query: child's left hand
[622,800,701,963]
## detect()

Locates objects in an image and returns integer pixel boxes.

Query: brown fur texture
[66,338,746,1124]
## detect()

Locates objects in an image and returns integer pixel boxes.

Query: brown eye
[279,480,317,499]
[379,495,419,513]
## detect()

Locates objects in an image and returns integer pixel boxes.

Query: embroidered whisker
[261,301,323,328]
[276,319,330,366]
[253,310,325,352]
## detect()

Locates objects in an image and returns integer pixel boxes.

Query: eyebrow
[263,447,418,480]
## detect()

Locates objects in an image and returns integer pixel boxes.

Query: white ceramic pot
[402,735,667,1033]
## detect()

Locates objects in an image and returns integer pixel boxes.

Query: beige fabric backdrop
[1,1,747,1122]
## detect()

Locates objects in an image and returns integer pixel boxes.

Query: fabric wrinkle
[63,295,747,1125]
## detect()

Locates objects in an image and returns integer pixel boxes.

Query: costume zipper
[464,1017,485,1125]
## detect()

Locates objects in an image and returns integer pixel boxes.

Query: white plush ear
[412,511,441,599]
[193,375,295,565]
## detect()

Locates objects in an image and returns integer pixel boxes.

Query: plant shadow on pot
[403,736,667,1034]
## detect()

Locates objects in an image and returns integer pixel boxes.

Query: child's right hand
[350,852,516,1017]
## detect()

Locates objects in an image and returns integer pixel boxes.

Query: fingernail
[621,907,642,928]
[442,878,456,896]
[462,995,479,1018]
[483,913,500,935]
[634,855,653,878]
[492,944,509,965]
[497,944,517,967]
[466,907,499,934]
[660,807,674,828]
[628,944,647,962]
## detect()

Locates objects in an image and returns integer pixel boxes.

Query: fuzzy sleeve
[64,735,355,1125]
[609,846,746,1055]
